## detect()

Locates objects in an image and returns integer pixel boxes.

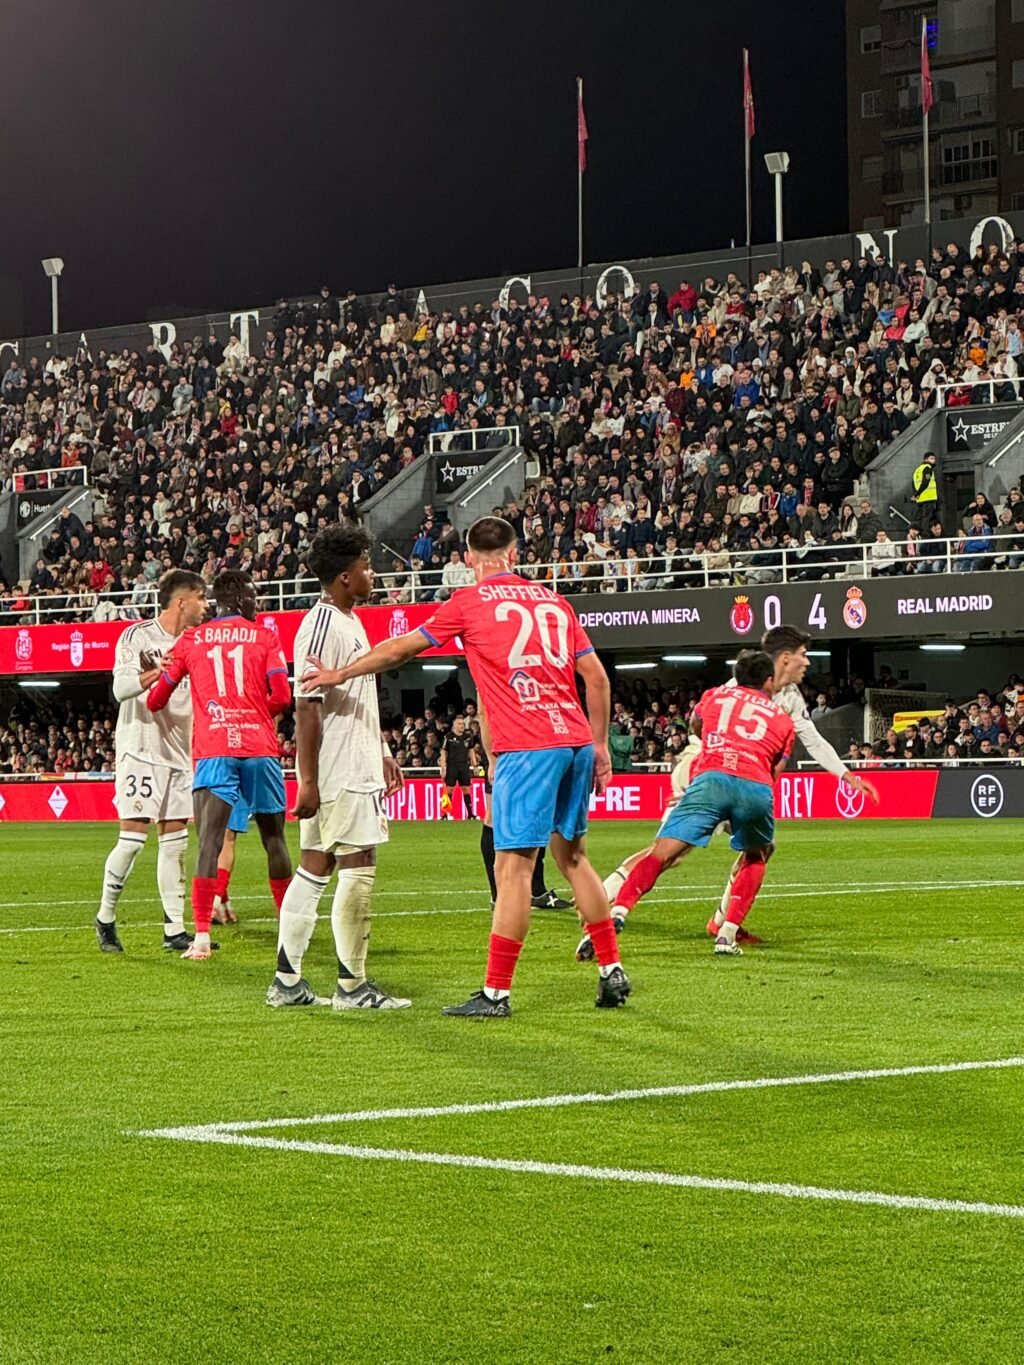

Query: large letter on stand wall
[150,322,177,360]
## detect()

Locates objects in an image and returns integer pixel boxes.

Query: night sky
[2,0,846,339]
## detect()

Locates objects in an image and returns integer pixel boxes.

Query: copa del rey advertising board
[0,603,460,676]
[0,771,943,823]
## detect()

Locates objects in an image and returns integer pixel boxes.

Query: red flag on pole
[743,49,755,140]
[921,17,934,114]
[577,79,588,173]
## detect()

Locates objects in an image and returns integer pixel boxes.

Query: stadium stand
[5,673,1023,776]
[4,239,1024,624]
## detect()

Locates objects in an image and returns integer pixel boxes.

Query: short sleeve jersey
[160,615,288,760]
[114,619,192,770]
[691,684,795,787]
[420,573,595,754]
[293,600,384,799]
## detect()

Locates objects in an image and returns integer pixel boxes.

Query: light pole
[763,152,790,264]
[41,258,64,335]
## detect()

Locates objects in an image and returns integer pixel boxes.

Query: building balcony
[883,159,998,198]
[882,94,995,135]
[880,29,995,74]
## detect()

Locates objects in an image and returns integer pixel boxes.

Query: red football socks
[215,867,231,904]
[269,878,291,916]
[191,876,217,935]
[725,859,767,926]
[586,916,621,967]
[615,853,665,911]
[484,933,524,992]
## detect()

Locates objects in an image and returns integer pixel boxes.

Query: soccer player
[95,570,208,954]
[302,515,630,1016]
[146,571,293,960]
[578,625,879,959]
[439,715,477,819]
[266,526,409,1010]
[609,649,795,956]
[477,735,573,911]
[211,821,245,925]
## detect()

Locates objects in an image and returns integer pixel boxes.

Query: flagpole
[743,49,752,249]
[577,76,585,284]
[921,19,931,226]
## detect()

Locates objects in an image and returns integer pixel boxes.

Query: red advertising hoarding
[0,603,461,676]
[0,771,939,823]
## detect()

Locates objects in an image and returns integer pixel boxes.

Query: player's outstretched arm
[576,651,612,794]
[300,628,431,691]
[792,710,878,802]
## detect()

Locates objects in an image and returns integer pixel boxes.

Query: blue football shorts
[491,745,594,852]
[193,756,286,819]
[658,770,774,852]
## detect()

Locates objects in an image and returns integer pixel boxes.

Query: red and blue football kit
[691,684,795,787]
[421,574,596,850]
[147,616,290,760]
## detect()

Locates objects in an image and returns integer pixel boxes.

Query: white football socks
[275,869,330,987]
[98,833,146,923]
[332,866,374,990]
[602,864,629,906]
[157,830,189,937]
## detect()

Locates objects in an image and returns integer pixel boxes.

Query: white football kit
[112,619,193,821]
[293,600,389,855]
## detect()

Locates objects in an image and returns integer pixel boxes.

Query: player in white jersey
[95,571,208,954]
[265,526,409,1011]
[577,625,880,959]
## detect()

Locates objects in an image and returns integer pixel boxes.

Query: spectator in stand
[955,514,994,572]
[870,528,900,576]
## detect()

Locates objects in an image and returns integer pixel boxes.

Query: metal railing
[7,464,89,493]
[426,424,520,455]
[935,379,1024,408]
[2,531,1019,626]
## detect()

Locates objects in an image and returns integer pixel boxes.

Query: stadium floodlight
[763,152,790,252]
[41,257,65,335]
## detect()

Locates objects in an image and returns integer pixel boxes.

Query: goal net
[863,688,948,744]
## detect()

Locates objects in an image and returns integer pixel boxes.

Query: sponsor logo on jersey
[70,630,84,667]
[206,699,226,724]
[15,629,32,662]
[508,669,541,704]
[729,595,754,635]
[843,586,867,629]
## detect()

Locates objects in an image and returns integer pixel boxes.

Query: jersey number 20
[495,602,570,669]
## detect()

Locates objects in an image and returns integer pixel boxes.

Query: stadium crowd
[4,670,1023,777]
[4,237,1024,622]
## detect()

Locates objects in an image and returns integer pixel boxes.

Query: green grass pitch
[2,818,1023,1363]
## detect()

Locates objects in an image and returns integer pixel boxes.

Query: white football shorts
[300,789,389,855]
[115,757,192,822]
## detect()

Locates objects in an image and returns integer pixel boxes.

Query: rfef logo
[970,774,1004,817]
[729,595,754,635]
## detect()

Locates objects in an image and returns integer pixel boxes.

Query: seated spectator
[870,529,900,576]
[955,514,994,572]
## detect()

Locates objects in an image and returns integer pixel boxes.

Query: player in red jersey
[610,649,795,956]
[146,571,293,959]
[302,515,631,1016]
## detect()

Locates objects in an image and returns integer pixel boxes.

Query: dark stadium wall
[2,211,1020,368]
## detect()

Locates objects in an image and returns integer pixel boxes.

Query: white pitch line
[137,1056,1024,1137]
[129,1131,1024,1220]
[4,878,1022,936]
[1,876,1019,913]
